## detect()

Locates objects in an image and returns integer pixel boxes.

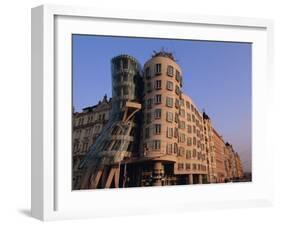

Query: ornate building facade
[72,51,244,189]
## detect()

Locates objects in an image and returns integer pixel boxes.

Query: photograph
[71,35,252,190]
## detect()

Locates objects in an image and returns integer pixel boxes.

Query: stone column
[199,174,203,184]
[188,174,193,184]
[153,162,163,186]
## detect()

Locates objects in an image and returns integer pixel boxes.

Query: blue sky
[72,35,252,172]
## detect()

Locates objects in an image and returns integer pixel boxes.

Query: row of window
[145,80,181,95]
[74,124,102,138]
[145,95,183,109]
[144,125,204,149]
[75,113,107,126]
[145,64,182,85]
[178,163,207,171]
[166,143,206,160]
[144,110,203,138]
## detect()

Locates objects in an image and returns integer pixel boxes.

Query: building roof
[151,50,176,61]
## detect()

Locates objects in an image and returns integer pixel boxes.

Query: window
[174,143,178,154]
[155,63,161,74]
[193,125,196,133]
[179,133,186,143]
[167,127,173,138]
[166,143,173,154]
[175,99,180,108]
[175,70,180,82]
[186,101,190,109]
[179,121,185,129]
[179,109,185,117]
[174,128,179,138]
[192,114,196,122]
[167,65,174,76]
[166,97,173,107]
[187,125,192,133]
[147,98,152,109]
[193,137,197,145]
[154,124,161,134]
[146,82,152,93]
[187,137,192,146]
[155,80,162,89]
[180,99,184,107]
[192,149,197,158]
[145,67,150,79]
[193,163,197,170]
[145,127,150,139]
[153,140,161,150]
[179,147,185,156]
[186,150,191,159]
[155,95,162,104]
[186,163,191,170]
[154,109,161,119]
[191,104,194,112]
[166,81,174,91]
[186,113,191,121]
[175,113,179,123]
[175,85,180,95]
[146,112,151,124]
[166,112,173,122]
[178,163,184,170]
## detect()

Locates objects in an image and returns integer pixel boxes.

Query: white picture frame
[31,4,274,221]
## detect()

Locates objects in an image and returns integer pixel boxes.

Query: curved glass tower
[78,55,142,189]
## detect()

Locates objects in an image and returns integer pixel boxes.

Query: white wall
[0,0,280,225]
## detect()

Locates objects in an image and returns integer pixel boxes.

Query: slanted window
[175,85,180,95]
[166,97,173,107]
[187,137,192,146]
[175,70,180,82]
[166,112,173,122]
[166,81,174,91]
[187,125,192,133]
[167,65,174,76]
[167,127,173,138]
[186,101,190,109]
[175,99,180,108]
[179,121,185,129]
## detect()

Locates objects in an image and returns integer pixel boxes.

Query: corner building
[136,52,208,185]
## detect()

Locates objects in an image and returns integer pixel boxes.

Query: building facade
[72,51,245,189]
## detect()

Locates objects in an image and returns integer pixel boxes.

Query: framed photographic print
[31,4,274,221]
